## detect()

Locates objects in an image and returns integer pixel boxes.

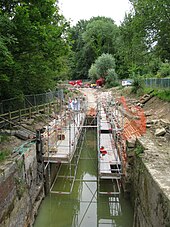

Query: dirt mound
[143,96,170,121]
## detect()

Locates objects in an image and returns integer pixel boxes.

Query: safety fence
[118,96,146,140]
[0,89,63,115]
[144,78,170,89]
[0,89,64,129]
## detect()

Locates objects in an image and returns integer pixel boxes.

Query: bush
[154,89,170,102]
[157,62,170,78]
[88,64,98,82]
[95,53,116,78]
[105,69,119,88]
[131,76,144,94]
[0,149,10,162]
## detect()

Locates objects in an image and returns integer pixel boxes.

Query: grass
[0,135,11,162]
[154,89,170,102]
[0,134,10,143]
[144,88,170,102]
[0,149,11,162]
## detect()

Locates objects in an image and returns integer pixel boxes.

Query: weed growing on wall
[134,144,144,156]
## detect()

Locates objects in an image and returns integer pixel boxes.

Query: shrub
[157,62,170,78]
[131,76,144,94]
[0,149,10,162]
[105,69,119,88]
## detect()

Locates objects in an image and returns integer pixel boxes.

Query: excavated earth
[111,87,170,201]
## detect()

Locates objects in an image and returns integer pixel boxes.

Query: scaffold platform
[43,112,86,163]
[97,95,124,194]
[100,108,111,133]
[99,133,121,179]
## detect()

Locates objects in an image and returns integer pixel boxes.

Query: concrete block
[155,128,166,136]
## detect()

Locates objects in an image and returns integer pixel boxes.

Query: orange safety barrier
[87,107,97,117]
[117,96,146,140]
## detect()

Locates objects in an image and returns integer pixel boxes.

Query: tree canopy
[0,0,70,99]
[68,17,119,79]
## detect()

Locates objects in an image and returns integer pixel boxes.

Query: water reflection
[34,130,133,227]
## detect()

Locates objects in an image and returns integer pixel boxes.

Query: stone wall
[127,134,170,227]
[133,156,170,227]
[0,143,44,227]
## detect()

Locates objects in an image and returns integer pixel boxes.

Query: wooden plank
[43,112,85,163]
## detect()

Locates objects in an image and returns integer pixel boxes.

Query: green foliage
[88,53,117,86]
[134,144,144,156]
[69,17,119,80]
[95,53,116,78]
[154,89,170,102]
[105,69,119,88]
[119,13,148,79]
[82,17,119,57]
[131,0,170,61]
[0,134,10,143]
[0,149,10,162]
[144,87,170,102]
[157,62,170,78]
[88,64,98,82]
[118,0,170,79]
[0,1,70,99]
[131,75,144,94]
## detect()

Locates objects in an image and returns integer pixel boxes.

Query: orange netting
[87,107,97,117]
[118,96,146,140]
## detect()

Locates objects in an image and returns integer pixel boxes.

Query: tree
[88,64,98,82]
[88,53,117,87]
[130,0,170,61]
[95,53,116,79]
[0,12,19,99]
[105,69,118,88]
[69,17,120,79]
[0,0,70,99]
[82,17,119,58]
[118,13,148,79]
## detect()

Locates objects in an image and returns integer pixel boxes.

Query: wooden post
[44,104,45,113]
[29,107,32,119]
[19,109,21,122]
[9,111,12,129]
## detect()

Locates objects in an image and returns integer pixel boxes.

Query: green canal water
[34,129,134,227]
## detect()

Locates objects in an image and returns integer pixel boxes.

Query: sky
[58,0,132,26]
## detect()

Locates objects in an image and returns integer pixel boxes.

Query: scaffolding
[97,92,125,195]
[97,195,122,227]
[42,96,88,194]
[41,89,145,195]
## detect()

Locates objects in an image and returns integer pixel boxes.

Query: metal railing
[0,89,64,128]
[144,78,170,89]
[0,89,63,115]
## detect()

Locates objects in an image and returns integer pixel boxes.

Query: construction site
[0,87,170,227]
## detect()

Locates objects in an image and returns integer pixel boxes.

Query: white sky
[58,0,132,26]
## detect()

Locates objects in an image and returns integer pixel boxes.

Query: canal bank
[34,129,134,227]
[0,88,170,226]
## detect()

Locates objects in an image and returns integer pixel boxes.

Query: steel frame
[97,94,125,195]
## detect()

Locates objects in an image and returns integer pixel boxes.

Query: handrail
[0,100,59,129]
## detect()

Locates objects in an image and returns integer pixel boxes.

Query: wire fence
[144,78,170,89]
[0,89,64,114]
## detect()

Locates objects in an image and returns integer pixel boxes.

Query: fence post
[9,111,12,128]
[29,107,32,119]
[19,109,22,122]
